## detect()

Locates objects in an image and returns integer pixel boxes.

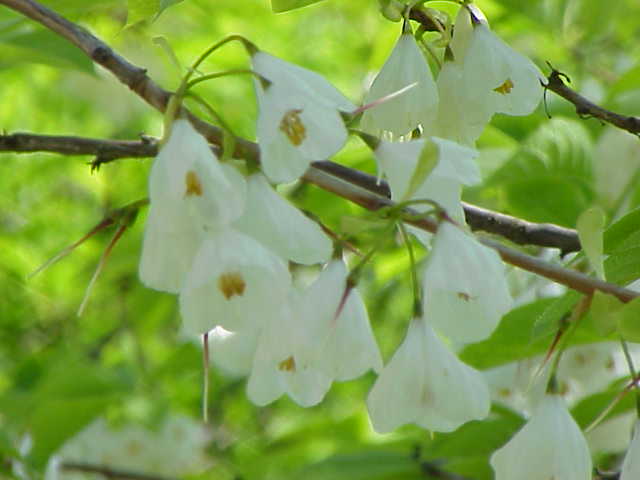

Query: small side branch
[61,461,179,480]
[545,69,640,136]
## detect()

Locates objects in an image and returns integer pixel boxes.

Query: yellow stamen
[278,356,296,372]
[185,170,203,197]
[217,272,246,299]
[279,109,306,146]
[494,78,514,94]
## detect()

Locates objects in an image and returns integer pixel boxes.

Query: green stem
[398,222,423,317]
[185,91,237,162]
[185,35,253,86]
[186,68,263,90]
[620,337,640,417]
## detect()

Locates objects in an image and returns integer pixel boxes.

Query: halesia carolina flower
[179,227,291,335]
[360,25,438,137]
[422,222,512,343]
[252,51,355,183]
[367,318,490,433]
[247,259,382,406]
[373,136,480,222]
[620,420,640,480]
[247,293,333,407]
[455,6,544,119]
[490,394,592,480]
[233,172,332,265]
[148,118,246,230]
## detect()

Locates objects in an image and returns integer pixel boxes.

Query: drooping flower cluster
[140,113,381,405]
[132,3,626,477]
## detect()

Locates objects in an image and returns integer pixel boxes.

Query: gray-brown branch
[545,69,640,136]
[2,0,639,304]
[0,131,581,253]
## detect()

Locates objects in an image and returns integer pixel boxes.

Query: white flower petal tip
[490,394,592,480]
[234,173,332,265]
[367,318,490,434]
[423,222,512,343]
[360,32,438,137]
[621,420,640,480]
[179,228,291,335]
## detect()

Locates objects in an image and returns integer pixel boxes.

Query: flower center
[279,109,306,146]
[217,272,246,300]
[185,170,203,197]
[457,292,472,302]
[494,78,514,94]
[278,355,296,372]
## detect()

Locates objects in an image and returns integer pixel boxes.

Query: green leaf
[617,297,640,342]
[294,450,418,480]
[271,0,326,13]
[603,207,640,254]
[0,28,94,73]
[576,206,606,280]
[127,0,159,25]
[460,293,603,370]
[590,291,625,336]
[531,290,582,341]
[571,380,634,429]
[403,140,438,202]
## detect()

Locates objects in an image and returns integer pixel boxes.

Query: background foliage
[2,0,640,478]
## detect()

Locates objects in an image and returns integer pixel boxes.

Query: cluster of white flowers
[45,416,210,479]
[134,3,640,479]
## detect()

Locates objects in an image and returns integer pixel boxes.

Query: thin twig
[2,0,638,304]
[61,461,180,480]
[0,131,582,253]
[545,69,640,136]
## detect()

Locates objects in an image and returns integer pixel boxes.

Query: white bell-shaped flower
[179,228,291,335]
[138,204,204,294]
[360,26,438,137]
[247,258,382,406]
[423,222,512,343]
[148,118,246,230]
[454,7,543,119]
[247,293,333,407]
[367,317,490,433]
[490,394,592,480]
[621,420,640,480]
[373,136,480,222]
[234,172,332,264]
[252,51,354,183]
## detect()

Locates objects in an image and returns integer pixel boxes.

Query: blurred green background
[2,0,640,478]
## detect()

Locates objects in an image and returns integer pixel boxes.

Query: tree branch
[0,131,581,253]
[61,461,179,480]
[2,0,638,304]
[545,69,640,136]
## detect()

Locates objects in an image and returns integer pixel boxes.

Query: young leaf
[272,0,326,13]
[576,206,606,280]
